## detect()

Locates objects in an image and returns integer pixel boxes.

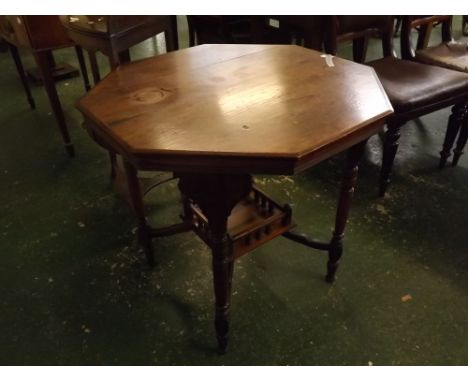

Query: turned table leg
[210,210,234,354]
[33,50,74,157]
[326,140,367,283]
[123,160,154,266]
[178,173,251,354]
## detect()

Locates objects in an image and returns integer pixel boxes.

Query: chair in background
[0,15,90,157]
[400,15,468,167]
[324,15,468,196]
[186,16,293,46]
[186,16,326,50]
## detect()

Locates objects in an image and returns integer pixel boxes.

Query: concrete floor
[0,17,467,365]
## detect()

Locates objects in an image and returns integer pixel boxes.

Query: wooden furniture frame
[77,44,392,353]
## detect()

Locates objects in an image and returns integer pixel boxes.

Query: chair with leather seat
[400,15,468,168]
[324,15,468,196]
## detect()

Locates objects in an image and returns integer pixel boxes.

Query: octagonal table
[76,44,393,353]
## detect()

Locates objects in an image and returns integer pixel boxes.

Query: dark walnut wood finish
[0,15,90,157]
[77,44,393,353]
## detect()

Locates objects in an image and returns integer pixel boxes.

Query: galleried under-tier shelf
[185,186,294,259]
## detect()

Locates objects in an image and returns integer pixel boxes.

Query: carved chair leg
[123,160,154,266]
[9,43,36,110]
[452,117,468,166]
[440,103,466,168]
[379,122,402,197]
[74,45,91,92]
[33,50,74,157]
[326,140,367,283]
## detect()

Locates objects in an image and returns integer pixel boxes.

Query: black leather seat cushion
[415,42,468,73]
[368,57,468,114]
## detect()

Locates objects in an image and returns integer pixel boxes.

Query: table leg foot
[327,140,366,282]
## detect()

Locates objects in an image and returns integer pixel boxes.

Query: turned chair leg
[452,118,468,166]
[440,103,466,169]
[379,122,402,197]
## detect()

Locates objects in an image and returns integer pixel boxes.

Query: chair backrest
[323,15,395,63]
[187,16,327,49]
[400,16,453,60]
[187,16,251,46]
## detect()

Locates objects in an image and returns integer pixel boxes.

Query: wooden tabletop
[77,44,393,174]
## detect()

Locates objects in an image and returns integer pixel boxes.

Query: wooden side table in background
[60,15,178,85]
[0,15,90,157]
